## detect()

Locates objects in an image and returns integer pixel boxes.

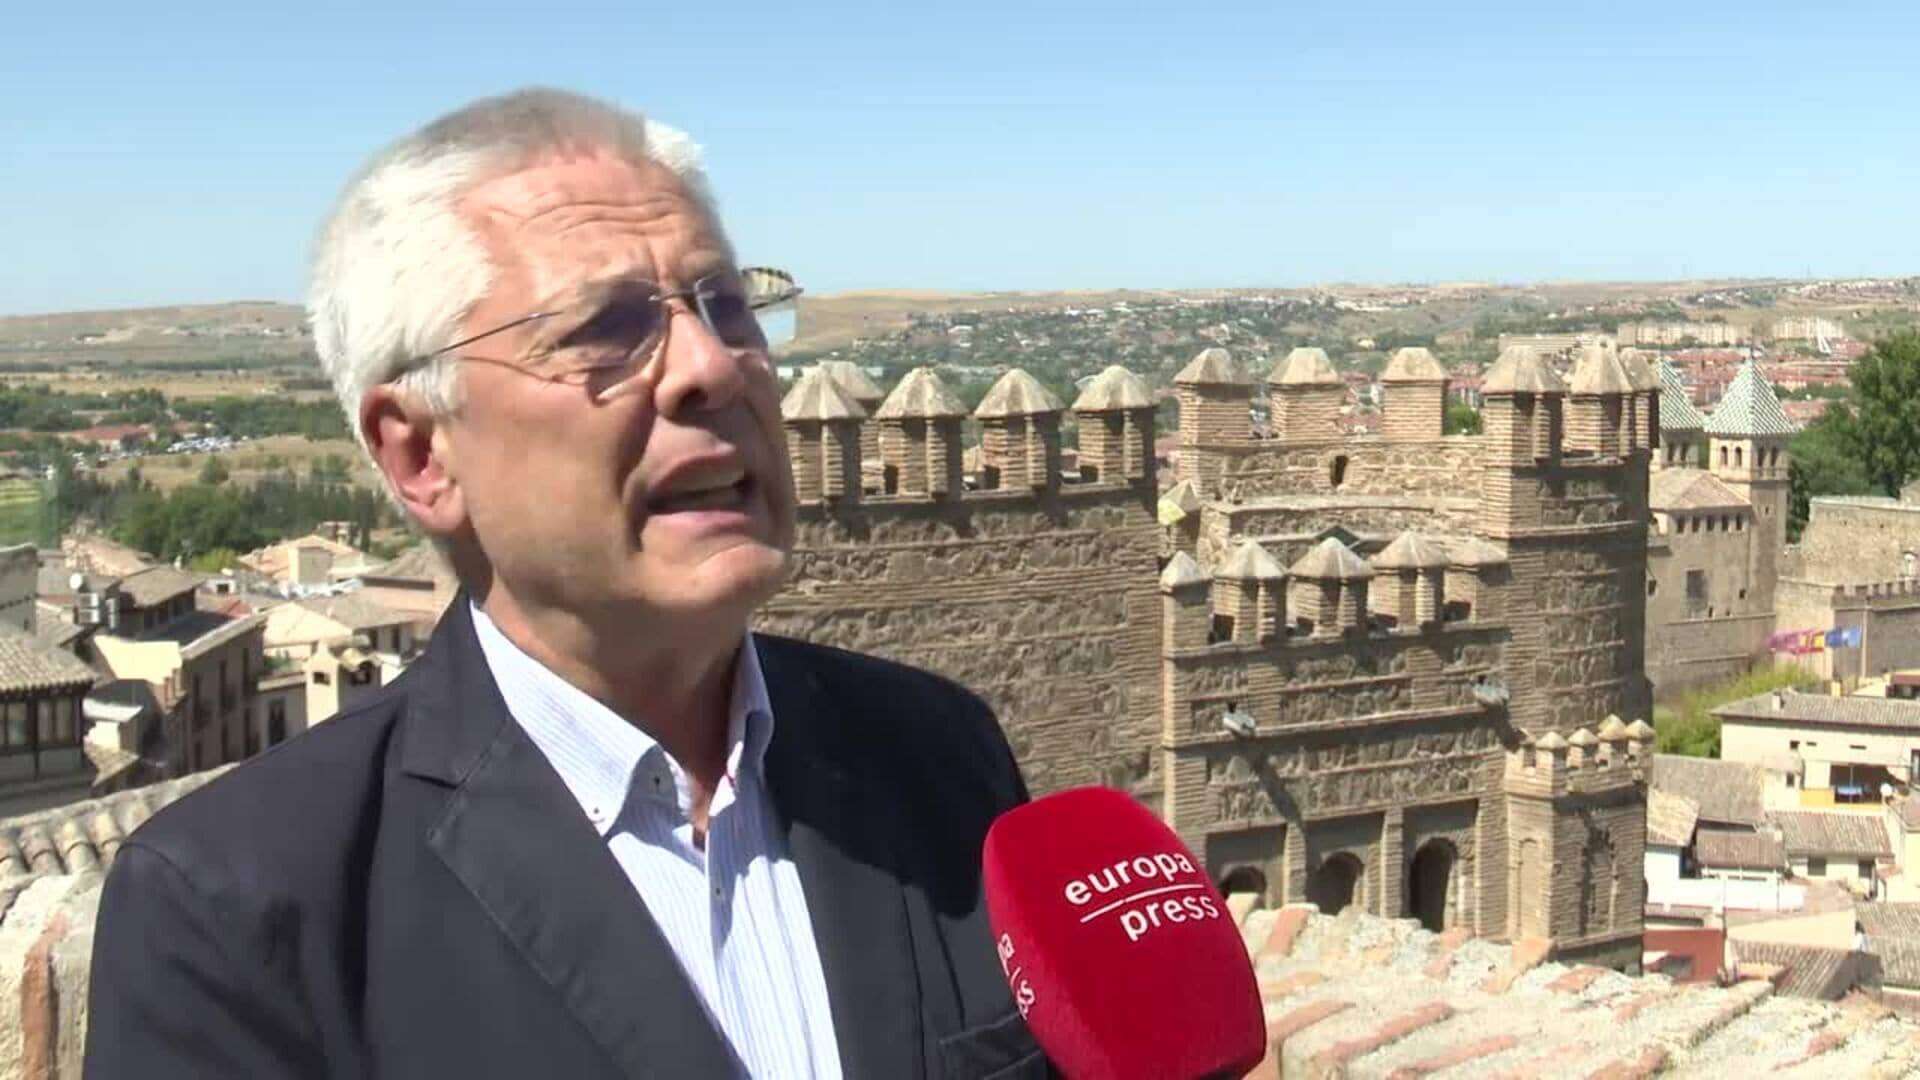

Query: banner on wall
[1766,626,1862,654]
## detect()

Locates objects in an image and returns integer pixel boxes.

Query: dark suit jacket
[85,600,1046,1078]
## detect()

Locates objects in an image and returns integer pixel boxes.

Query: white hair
[307,88,719,453]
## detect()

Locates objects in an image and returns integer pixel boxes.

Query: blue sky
[4,1,1917,315]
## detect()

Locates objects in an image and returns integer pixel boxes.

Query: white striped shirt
[471,604,843,1079]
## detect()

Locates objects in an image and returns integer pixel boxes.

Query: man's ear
[361,386,465,538]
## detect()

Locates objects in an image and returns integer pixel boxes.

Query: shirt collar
[468,601,775,836]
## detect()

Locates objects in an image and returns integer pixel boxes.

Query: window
[1330,455,1349,490]
[1208,615,1235,645]
[1861,860,1876,879]
[33,700,50,745]
[3,702,26,749]
[313,671,331,686]
[55,698,75,743]
[1808,857,1827,876]
[1685,570,1708,617]
[1647,578,1658,597]
[1789,740,1800,750]
[268,700,287,745]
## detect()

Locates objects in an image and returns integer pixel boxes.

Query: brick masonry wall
[757,482,1164,798]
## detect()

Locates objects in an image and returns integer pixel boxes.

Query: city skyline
[6,1,1920,316]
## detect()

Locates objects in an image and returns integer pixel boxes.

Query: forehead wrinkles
[463,163,725,306]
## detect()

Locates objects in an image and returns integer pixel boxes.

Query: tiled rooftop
[1647,788,1701,849]
[0,767,230,885]
[1771,810,1894,859]
[0,626,97,696]
[1716,690,1920,732]
[1653,754,1768,827]
[1234,905,1920,1078]
[1696,826,1787,871]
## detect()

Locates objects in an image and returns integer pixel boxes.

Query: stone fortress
[1643,357,1796,693]
[762,340,1661,969]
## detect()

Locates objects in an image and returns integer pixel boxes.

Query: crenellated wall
[771,353,1652,964]
[764,373,1164,798]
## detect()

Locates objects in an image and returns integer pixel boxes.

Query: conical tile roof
[1657,361,1707,432]
[1269,347,1341,386]
[781,367,865,421]
[1174,347,1250,386]
[818,360,884,403]
[1159,551,1208,589]
[874,367,967,419]
[1219,540,1286,580]
[1704,360,1797,438]
[1288,537,1374,580]
[1370,532,1450,570]
[1483,347,1567,395]
[1072,366,1153,411]
[1569,344,1636,395]
[1382,347,1447,382]
[1617,348,1659,392]
[974,369,1064,418]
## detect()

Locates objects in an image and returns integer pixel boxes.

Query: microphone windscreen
[983,786,1265,1080]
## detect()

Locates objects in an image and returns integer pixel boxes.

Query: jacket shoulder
[121,687,410,890]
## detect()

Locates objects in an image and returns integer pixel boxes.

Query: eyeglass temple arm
[427,311,561,359]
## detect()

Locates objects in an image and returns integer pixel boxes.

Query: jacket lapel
[400,599,736,1077]
[760,639,925,1080]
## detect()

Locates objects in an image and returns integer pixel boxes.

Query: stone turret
[1072,365,1155,484]
[1174,348,1252,450]
[819,360,885,466]
[1159,478,1203,556]
[1160,551,1210,650]
[782,367,865,504]
[1617,348,1660,454]
[1287,537,1373,638]
[1214,539,1286,644]
[1481,346,1566,466]
[1706,358,1796,613]
[1444,537,1508,624]
[1266,347,1344,443]
[1380,347,1449,441]
[874,366,966,498]
[1567,344,1636,458]
[1370,531,1448,628]
[975,368,1064,491]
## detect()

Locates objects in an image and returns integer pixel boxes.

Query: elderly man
[85,90,1041,1079]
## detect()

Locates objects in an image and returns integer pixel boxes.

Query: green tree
[1842,330,1920,495]
[199,456,231,486]
[1787,410,1874,540]
[1444,401,1482,436]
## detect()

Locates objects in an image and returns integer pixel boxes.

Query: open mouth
[648,474,754,515]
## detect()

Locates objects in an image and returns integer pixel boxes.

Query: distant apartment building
[237,532,377,591]
[354,541,459,628]
[1772,316,1845,342]
[1717,690,1920,807]
[1618,321,1742,347]
[263,593,418,665]
[91,612,265,774]
[1494,331,1611,358]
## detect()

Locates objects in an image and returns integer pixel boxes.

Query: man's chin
[645,542,790,617]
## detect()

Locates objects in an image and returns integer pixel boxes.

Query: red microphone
[982,787,1265,1079]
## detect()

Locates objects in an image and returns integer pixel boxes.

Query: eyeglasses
[417,266,802,402]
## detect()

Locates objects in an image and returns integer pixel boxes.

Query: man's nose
[651,302,746,417]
